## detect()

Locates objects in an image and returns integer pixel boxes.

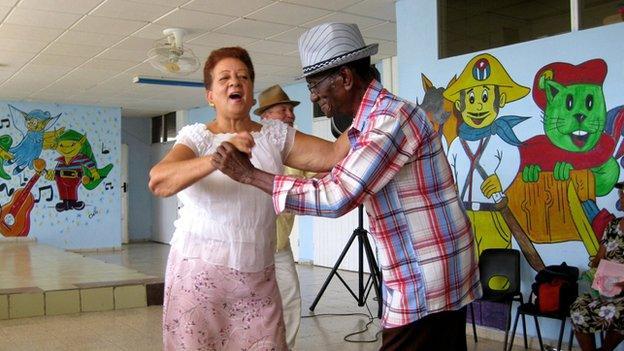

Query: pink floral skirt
[163,247,287,350]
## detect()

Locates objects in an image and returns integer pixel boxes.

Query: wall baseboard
[0,237,37,242]
[66,246,124,253]
[127,238,155,243]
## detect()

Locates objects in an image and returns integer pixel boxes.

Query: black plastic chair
[507,291,573,351]
[469,248,524,350]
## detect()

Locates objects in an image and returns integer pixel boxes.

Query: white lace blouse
[171,119,295,272]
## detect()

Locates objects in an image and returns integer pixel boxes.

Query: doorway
[121,143,129,244]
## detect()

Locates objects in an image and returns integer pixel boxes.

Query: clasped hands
[212,132,257,183]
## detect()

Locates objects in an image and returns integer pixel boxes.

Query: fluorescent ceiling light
[132,76,203,88]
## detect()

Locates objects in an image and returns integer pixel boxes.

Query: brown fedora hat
[253,85,300,116]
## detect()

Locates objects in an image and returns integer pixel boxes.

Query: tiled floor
[0,242,157,291]
[0,242,549,350]
[83,242,169,279]
[0,242,157,320]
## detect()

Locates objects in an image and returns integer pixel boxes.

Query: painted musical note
[0,183,15,197]
[19,174,28,187]
[101,142,110,155]
[34,185,54,203]
[105,182,113,190]
[88,208,99,219]
[0,119,10,129]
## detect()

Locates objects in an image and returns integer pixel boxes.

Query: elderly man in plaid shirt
[213,23,482,351]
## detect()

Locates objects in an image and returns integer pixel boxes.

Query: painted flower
[606,240,619,252]
[571,311,586,326]
[598,304,616,320]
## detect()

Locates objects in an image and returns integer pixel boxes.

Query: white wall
[311,118,377,272]
[121,117,152,241]
[150,141,177,244]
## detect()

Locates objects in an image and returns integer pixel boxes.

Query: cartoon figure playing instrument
[6,105,61,175]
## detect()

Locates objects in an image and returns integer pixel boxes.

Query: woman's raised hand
[228,132,255,157]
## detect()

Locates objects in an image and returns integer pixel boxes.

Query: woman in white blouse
[149,47,347,351]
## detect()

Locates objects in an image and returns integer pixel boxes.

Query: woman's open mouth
[229,92,243,103]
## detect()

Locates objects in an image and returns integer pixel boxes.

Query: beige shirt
[275,166,312,251]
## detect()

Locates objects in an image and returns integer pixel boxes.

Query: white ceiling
[0,0,397,118]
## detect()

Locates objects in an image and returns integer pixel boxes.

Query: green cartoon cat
[519,59,618,197]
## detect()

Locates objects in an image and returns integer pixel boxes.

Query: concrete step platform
[0,241,163,319]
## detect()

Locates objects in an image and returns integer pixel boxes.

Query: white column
[175,110,189,131]
[571,0,580,31]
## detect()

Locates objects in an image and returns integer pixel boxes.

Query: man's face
[306,70,348,120]
[262,103,295,127]
[455,84,501,129]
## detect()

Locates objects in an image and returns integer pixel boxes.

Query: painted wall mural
[0,102,120,249]
[421,54,624,276]
[422,54,624,331]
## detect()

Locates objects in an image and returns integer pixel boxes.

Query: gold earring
[208,102,215,108]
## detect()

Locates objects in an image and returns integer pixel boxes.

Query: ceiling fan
[147,28,200,76]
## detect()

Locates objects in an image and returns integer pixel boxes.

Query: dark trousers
[381,306,468,351]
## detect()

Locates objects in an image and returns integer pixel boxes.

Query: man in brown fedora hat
[213,23,480,350]
[255,84,304,350]
[254,84,300,126]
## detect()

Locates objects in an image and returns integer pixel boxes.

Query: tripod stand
[309,205,382,318]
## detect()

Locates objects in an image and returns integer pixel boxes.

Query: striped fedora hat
[298,23,378,78]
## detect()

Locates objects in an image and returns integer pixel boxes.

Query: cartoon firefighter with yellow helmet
[445,53,532,259]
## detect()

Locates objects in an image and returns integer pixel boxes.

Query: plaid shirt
[273,80,481,328]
